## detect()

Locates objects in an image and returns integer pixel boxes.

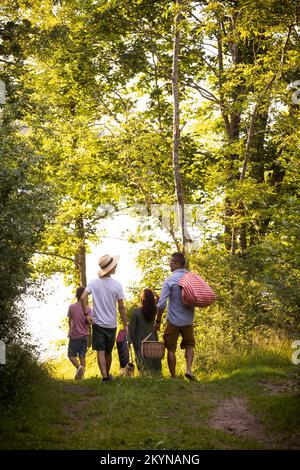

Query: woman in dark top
[128,288,162,374]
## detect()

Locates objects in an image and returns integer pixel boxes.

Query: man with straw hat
[81,254,128,382]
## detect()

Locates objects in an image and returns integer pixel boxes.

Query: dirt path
[210,397,275,448]
[60,383,100,435]
[210,395,300,449]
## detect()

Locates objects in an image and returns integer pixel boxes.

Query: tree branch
[184,79,220,103]
[217,28,231,138]
[34,251,79,266]
[0,58,15,64]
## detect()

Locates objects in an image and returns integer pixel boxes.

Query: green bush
[188,244,299,372]
[191,244,300,332]
[0,341,48,402]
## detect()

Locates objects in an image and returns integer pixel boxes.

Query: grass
[0,340,299,450]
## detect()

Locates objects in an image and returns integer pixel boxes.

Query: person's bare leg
[69,356,80,369]
[105,352,112,376]
[79,356,86,368]
[71,356,85,379]
[185,346,194,375]
[97,350,107,378]
[167,350,176,378]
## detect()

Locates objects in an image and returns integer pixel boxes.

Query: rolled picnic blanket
[116,328,129,368]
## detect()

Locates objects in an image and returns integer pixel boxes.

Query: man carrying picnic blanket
[81,254,128,383]
[155,252,196,381]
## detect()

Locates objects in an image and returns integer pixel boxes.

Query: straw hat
[98,254,120,277]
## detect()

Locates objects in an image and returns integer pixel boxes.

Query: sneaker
[75,365,85,380]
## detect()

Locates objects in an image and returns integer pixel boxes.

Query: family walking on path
[67,252,215,382]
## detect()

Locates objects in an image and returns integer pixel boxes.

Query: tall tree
[172,0,192,252]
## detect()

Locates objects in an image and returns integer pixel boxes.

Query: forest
[0,0,300,453]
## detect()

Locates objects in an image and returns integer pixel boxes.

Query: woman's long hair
[141,289,156,322]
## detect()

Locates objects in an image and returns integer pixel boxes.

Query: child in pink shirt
[68,286,92,380]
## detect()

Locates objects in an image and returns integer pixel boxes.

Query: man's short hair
[171,252,186,268]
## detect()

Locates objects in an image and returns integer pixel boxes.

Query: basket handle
[141,332,153,343]
[142,329,162,342]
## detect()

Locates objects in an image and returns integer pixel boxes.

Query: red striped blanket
[178,272,216,308]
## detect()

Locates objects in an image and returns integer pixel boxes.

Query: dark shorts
[92,324,117,354]
[68,336,88,357]
[163,320,195,352]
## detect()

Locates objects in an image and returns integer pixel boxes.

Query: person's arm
[155,280,170,331]
[118,299,128,333]
[153,291,160,302]
[67,307,71,332]
[80,289,92,324]
[128,310,136,344]
[155,307,164,331]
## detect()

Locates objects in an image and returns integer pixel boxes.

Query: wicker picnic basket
[141,332,165,360]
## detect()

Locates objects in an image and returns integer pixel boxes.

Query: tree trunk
[249,108,269,183]
[224,197,234,251]
[79,243,87,287]
[76,215,87,287]
[172,0,191,253]
[218,14,242,253]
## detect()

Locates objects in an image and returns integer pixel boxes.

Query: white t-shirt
[86,277,125,328]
